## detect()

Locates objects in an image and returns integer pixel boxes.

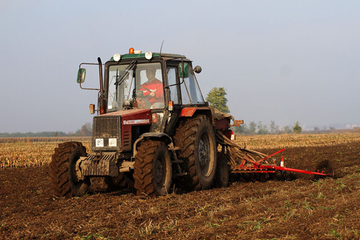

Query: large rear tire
[133,140,172,197]
[49,142,90,197]
[174,115,217,191]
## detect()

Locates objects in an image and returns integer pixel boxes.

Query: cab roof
[110,52,189,62]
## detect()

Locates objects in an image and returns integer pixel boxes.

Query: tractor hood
[92,109,151,152]
[103,108,151,117]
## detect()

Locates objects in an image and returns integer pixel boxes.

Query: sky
[1,0,360,133]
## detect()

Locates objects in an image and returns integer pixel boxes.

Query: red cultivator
[231,148,333,177]
[216,132,333,183]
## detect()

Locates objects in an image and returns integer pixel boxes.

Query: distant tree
[76,122,92,136]
[269,121,277,134]
[249,121,257,135]
[257,121,269,135]
[283,125,293,134]
[293,121,302,134]
[275,125,281,134]
[233,124,248,134]
[206,87,230,113]
[314,126,319,131]
[0,131,66,137]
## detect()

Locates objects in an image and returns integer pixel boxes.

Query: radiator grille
[92,115,121,151]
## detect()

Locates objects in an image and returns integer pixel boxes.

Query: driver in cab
[137,68,164,108]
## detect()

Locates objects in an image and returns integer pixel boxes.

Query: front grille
[92,115,121,151]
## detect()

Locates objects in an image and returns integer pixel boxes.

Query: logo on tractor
[123,119,150,125]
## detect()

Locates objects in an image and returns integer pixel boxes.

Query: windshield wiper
[114,60,137,86]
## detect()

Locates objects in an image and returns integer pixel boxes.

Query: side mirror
[77,68,86,84]
[179,63,189,78]
[194,65,202,74]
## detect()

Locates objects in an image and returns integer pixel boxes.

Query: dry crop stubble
[0,137,91,169]
[1,133,360,169]
[0,134,360,239]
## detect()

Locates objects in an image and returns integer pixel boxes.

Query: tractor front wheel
[133,140,172,197]
[49,142,90,197]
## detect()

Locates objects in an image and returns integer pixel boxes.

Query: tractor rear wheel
[49,142,90,197]
[174,115,217,191]
[133,140,172,197]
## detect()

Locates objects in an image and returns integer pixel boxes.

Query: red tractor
[50,48,236,197]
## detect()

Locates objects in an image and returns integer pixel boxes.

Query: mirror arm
[97,57,106,114]
[77,62,101,91]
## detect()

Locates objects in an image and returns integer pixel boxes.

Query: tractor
[49,48,237,197]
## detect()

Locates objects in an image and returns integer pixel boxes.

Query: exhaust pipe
[98,57,105,114]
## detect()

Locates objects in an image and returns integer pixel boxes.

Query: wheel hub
[198,133,210,175]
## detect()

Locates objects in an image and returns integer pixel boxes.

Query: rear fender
[179,107,211,118]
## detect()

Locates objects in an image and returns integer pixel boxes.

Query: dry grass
[235,132,360,150]
[0,137,91,169]
[1,133,360,169]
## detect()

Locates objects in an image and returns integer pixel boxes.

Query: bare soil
[1,142,360,239]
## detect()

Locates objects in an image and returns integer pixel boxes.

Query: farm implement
[215,132,333,186]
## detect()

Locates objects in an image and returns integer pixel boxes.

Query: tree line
[233,120,302,135]
[0,123,92,138]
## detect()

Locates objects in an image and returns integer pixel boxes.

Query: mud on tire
[133,140,172,197]
[49,142,90,197]
[174,115,217,191]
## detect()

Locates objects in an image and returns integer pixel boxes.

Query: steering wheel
[140,86,152,92]
[137,86,154,99]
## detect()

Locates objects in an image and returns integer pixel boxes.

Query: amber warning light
[168,101,173,111]
[129,47,134,54]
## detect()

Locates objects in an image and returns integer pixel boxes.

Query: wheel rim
[198,132,211,176]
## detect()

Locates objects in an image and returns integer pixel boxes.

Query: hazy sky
[1,0,360,133]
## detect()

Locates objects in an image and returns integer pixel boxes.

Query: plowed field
[1,141,360,239]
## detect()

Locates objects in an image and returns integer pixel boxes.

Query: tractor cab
[77,49,207,153]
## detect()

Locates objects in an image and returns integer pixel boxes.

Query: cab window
[180,65,205,105]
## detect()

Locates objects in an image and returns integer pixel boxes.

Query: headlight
[109,138,117,147]
[113,53,121,62]
[95,138,104,147]
[145,51,153,60]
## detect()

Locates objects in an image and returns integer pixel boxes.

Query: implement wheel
[174,115,217,191]
[49,142,90,197]
[133,140,172,196]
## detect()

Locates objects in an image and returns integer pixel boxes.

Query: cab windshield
[107,63,164,111]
